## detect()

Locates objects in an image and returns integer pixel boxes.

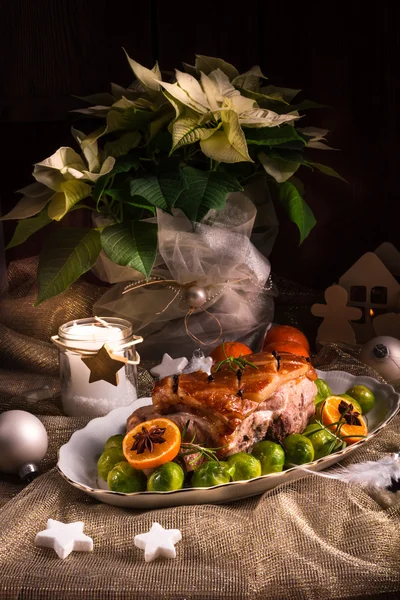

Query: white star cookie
[150,354,188,379]
[134,522,182,562]
[35,519,93,559]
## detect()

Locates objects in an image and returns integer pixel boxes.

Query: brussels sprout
[107,461,147,493]
[147,462,185,492]
[283,434,314,468]
[315,378,332,399]
[191,461,231,488]
[304,426,339,459]
[104,434,124,451]
[227,452,262,481]
[302,423,322,437]
[252,441,285,475]
[314,394,326,406]
[97,447,125,481]
[345,385,375,413]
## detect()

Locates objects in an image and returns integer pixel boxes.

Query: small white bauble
[184,285,208,308]
[359,336,400,382]
[0,410,48,481]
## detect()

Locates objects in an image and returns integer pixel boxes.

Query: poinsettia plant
[2,53,343,304]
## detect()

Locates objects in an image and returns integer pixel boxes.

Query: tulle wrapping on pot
[93,191,276,360]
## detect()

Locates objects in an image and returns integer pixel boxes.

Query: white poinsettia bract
[158,67,298,163]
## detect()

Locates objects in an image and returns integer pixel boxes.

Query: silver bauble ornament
[0,410,48,481]
[359,336,400,382]
[185,285,208,308]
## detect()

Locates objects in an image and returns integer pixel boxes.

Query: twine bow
[122,275,272,346]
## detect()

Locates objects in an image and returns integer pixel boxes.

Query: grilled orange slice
[320,396,368,445]
[122,418,181,470]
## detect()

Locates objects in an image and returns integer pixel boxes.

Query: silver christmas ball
[185,285,208,308]
[359,336,400,382]
[0,410,48,481]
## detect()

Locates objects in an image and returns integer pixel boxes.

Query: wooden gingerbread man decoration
[311,285,362,346]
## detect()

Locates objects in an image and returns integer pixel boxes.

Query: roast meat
[127,351,317,458]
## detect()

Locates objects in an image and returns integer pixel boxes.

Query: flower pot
[93,190,276,360]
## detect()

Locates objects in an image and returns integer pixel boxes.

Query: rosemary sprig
[307,419,347,454]
[179,420,225,467]
[214,342,258,373]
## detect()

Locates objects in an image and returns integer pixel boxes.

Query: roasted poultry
[127,351,317,459]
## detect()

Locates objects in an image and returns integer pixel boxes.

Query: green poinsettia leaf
[176,167,243,222]
[149,103,175,139]
[275,100,328,114]
[92,174,110,206]
[105,188,156,215]
[104,131,141,158]
[273,141,307,151]
[83,100,157,147]
[92,153,140,208]
[100,221,157,278]
[112,154,140,174]
[129,177,167,212]
[6,209,52,249]
[47,180,92,221]
[36,228,101,304]
[269,149,307,164]
[307,161,347,182]
[106,105,154,134]
[289,176,305,196]
[148,131,173,155]
[261,85,301,102]
[279,181,316,243]
[129,171,186,212]
[245,125,306,147]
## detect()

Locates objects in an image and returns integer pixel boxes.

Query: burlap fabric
[1,258,400,600]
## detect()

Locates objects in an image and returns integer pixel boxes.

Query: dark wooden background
[1,0,398,289]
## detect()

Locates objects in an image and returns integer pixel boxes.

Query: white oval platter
[57,370,400,509]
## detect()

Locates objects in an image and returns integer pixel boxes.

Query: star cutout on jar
[34,519,93,559]
[81,344,126,386]
[134,522,182,562]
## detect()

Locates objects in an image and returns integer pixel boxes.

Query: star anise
[338,400,362,426]
[131,426,166,454]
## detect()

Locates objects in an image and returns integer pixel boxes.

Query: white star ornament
[134,522,182,562]
[34,519,93,559]
[150,354,188,379]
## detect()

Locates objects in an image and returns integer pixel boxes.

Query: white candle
[56,318,139,417]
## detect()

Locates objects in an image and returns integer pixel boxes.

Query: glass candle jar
[51,317,143,417]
